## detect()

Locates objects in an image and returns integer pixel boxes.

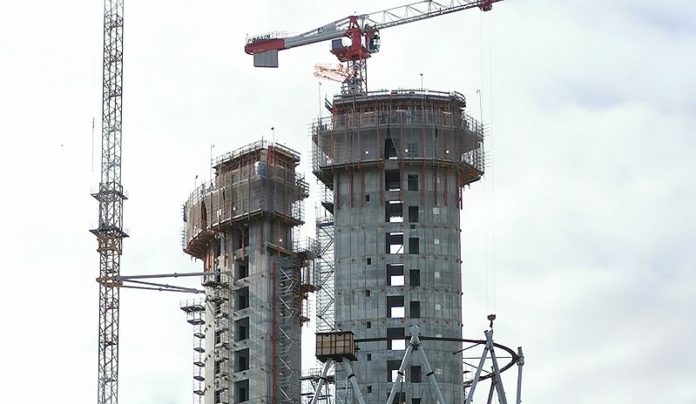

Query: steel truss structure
[306,323,526,404]
[91,1,126,404]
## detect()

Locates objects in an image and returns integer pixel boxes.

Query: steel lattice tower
[91,1,127,404]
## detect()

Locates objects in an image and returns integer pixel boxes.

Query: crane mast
[91,1,127,404]
[244,0,501,93]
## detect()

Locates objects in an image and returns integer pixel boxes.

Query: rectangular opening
[408,206,419,223]
[386,232,404,254]
[234,379,249,403]
[385,169,401,191]
[235,317,249,341]
[234,228,242,250]
[410,301,421,319]
[235,348,249,372]
[387,264,405,286]
[387,327,405,350]
[409,237,420,254]
[407,175,419,191]
[385,201,404,222]
[237,287,249,310]
[387,295,405,318]
[410,269,420,286]
[242,227,250,248]
[411,366,422,383]
[387,359,401,382]
[214,239,222,257]
[367,257,372,265]
[236,260,249,279]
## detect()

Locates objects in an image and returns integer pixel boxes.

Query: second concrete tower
[312,89,485,403]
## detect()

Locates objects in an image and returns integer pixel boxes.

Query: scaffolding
[181,300,207,404]
[315,184,336,333]
[312,89,485,196]
[182,140,309,260]
[276,242,317,403]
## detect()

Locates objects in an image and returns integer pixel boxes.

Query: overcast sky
[1,0,695,403]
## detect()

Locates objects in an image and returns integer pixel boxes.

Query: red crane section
[244,0,502,87]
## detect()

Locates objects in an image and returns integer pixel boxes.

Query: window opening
[411,365,422,382]
[235,317,249,341]
[385,169,401,191]
[237,260,248,279]
[408,206,419,223]
[386,232,404,254]
[410,269,420,286]
[242,226,250,247]
[235,348,250,372]
[234,379,249,403]
[387,359,401,382]
[385,201,404,223]
[410,301,421,318]
[387,327,406,350]
[409,237,420,254]
[387,264,405,286]
[237,287,249,310]
[387,296,405,318]
[407,175,419,191]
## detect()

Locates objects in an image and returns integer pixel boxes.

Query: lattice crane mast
[91,1,126,404]
[244,0,501,94]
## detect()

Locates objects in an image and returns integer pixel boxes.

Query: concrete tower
[182,141,313,404]
[312,89,485,403]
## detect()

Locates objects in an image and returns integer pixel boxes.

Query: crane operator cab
[368,32,381,53]
[364,25,380,54]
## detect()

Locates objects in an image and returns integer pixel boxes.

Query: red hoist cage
[244,0,501,94]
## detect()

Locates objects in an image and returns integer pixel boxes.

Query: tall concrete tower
[312,89,485,403]
[182,141,313,404]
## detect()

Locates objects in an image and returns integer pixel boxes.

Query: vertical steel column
[310,360,334,404]
[340,360,366,404]
[516,347,524,404]
[92,2,126,404]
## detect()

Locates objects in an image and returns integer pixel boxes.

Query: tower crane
[91,1,125,404]
[244,0,502,94]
